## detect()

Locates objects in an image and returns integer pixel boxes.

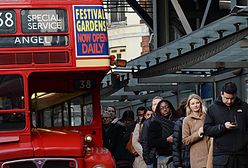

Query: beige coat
[207,138,213,168]
[132,123,147,168]
[182,113,211,168]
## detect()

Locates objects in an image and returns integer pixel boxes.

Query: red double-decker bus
[0,0,115,167]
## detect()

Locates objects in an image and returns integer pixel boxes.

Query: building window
[110,46,126,59]
[110,0,126,23]
[111,50,117,53]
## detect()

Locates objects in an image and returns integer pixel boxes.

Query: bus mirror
[110,55,115,66]
[115,59,127,67]
[109,55,127,67]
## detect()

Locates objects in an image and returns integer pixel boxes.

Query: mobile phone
[230,122,237,126]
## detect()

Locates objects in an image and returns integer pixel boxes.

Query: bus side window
[53,106,63,127]
[71,105,81,126]
[83,104,93,125]
[33,94,94,128]
[70,96,93,126]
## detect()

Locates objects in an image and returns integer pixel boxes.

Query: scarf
[154,114,175,138]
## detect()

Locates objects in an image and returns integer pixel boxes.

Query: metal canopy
[101,6,248,107]
[129,13,248,78]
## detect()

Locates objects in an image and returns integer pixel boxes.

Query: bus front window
[0,74,25,131]
[0,113,25,131]
[0,75,24,109]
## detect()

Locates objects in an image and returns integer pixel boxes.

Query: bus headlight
[84,134,93,144]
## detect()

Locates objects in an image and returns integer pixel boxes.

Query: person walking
[103,105,119,151]
[135,106,147,124]
[140,96,163,168]
[204,82,248,168]
[172,98,190,168]
[148,99,178,167]
[106,105,119,123]
[101,112,113,149]
[182,94,211,168]
[109,110,136,168]
[132,107,152,168]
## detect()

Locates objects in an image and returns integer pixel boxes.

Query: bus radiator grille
[2,158,77,168]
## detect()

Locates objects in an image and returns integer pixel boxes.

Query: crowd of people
[101,82,248,168]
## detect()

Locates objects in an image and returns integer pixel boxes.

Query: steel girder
[133,26,248,78]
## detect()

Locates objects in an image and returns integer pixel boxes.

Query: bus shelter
[101,6,248,111]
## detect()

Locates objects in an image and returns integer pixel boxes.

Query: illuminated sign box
[73,5,109,57]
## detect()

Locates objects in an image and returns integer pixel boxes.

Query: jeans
[157,155,172,168]
[147,164,154,168]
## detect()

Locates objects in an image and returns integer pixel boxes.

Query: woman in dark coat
[148,99,178,167]
[172,99,190,168]
[173,118,190,168]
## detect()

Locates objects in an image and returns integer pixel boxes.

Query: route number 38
[0,12,14,28]
[79,80,93,89]
[0,10,15,28]
[79,79,96,89]
[74,79,95,90]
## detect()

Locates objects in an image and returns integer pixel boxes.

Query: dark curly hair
[155,99,176,117]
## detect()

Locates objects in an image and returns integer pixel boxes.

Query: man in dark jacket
[109,110,136,168]
[204,82,248,168]
[140,96,162,168]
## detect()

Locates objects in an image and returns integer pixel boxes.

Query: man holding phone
[204,82,248,168]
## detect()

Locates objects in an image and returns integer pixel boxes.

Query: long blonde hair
[186,94,206,116]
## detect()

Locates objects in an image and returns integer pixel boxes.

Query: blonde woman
[182,94,211,168]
